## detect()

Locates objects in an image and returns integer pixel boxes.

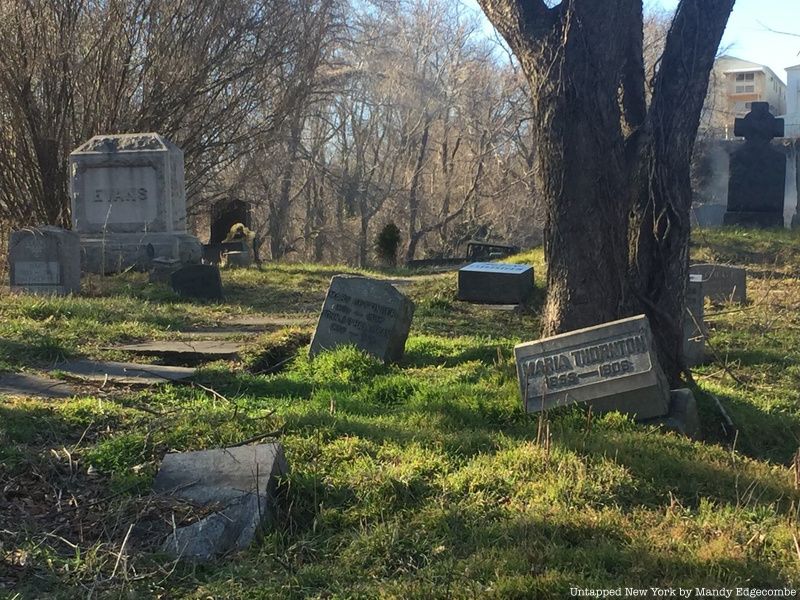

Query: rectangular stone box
[310,275,414,363]
[689,263,746,304]
[457,262,534,304]
[684,274,706,367]
[8,227,80,295]
[514,315,670,420]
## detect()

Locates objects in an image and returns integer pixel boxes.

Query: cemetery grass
[1,229,799,598]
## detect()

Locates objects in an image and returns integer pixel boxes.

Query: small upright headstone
[723,103,785,228]
[689,263,746,304]
[69,133,202,273]
[8,227,80,295]
[310,276,414,363]
[171,264,224,301]
[514,315,670,420]
[684,274,705,367]
[457,262,534,304]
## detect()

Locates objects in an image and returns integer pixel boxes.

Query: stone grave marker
[153,443,288,561]
[170,264,224,301]
[8,227,80,296]
[723,102,786,228]
[69,133,202,273]
[0,372,75,399]
[514,315,670,420]
[457,262,534,304]
[53,359,196,385]
[689,263,746,304]
[309,276,414,363]
[684,274,706,367]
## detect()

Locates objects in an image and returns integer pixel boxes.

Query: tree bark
[478,0,734,384]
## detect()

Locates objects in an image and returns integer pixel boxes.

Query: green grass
[1,229,800,598]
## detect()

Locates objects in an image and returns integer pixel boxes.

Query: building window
[735,72,755,82]
[735,84,755,93]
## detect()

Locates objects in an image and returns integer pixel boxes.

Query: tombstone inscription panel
[310,276,414,363]
[514,315,670,419]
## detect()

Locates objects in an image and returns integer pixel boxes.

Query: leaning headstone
[309,276,414,363]
[723,102,785,228]
[457,262,534,304]
[683,274,705,367]
[170,264,224,301]
[69,133,202,273]
[8,227,80,295]
[514,315,670,420]
[689,263,746,304]
[153,443,288,561]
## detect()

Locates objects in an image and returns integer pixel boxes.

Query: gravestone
[148,257,182,284]
[514,315,670,420]
[310,276,414,363]
[170,264,224,301]
[723,102,786,228]
[457,262,534,304]
[689,263,746,304]
[8,227,80,295]
[153,443,288,561]
[641,388,701,439]
[210,199,251,245]
[684,274,705,367]
[69,133,202,273]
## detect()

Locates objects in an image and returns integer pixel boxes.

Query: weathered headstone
[309,276,414,363]
[457,262,534,304]
[69,133,202,273]
[689,263,746,304]
[723,102,786,228]
[640,388,701,439]
[683,274,705,367]
[8,227,80,295]
[170,264,224,301]
[514,315,670,420]
[148,257,182,284]
[153,443,288,561]
[223,250,252,268]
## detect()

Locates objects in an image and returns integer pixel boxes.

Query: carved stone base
[722,211,784,229]
[80,232,202,274]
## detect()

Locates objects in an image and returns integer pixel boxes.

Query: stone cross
[733,101,784,142]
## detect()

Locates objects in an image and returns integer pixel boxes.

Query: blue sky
[465,0,800,83]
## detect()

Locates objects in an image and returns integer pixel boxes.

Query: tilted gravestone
[153,443,288,561]
[457,262,534,304]
[69,133,202,273]
[683,274,706,367]
[514,315,670,420]
[723,102,786,228]
[8,227,80,295]
[170,264,224,301]
[689,263,746,304]
[310,276,414,363]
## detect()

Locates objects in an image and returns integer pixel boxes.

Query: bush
[375,223,401,267]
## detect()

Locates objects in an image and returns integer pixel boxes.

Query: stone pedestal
[69,133,201,273]
[8,227,80,295]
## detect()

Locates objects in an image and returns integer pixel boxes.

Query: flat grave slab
[514,315,670,420]
[457,262,534,304]
[110,341,242,359]
[0,373,76,399]
[310,275,414,363]
[689,263,747,304]
[52,359,196,385]
[153,443,288,561]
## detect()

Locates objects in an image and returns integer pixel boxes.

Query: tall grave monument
[69,133,202,273]
[723,102,785,228]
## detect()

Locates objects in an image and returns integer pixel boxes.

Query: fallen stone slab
[153,443,288,561]
[0,372,76,399]
[52,359,196,385]
[223,315,316,328]
[110,340,242,359]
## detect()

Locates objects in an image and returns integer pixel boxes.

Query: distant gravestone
[684,274,706,367]
[171,264,224,301]
[8,227,80,295]
[310,276,414,363]
[689,264,746,304]
[514,315,670,420]
[457,262,534,304]
[69,133,202,273]
[723,102,785,228]
[153,443,288,561]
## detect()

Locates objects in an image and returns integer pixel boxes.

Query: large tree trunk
[478,0,734,384]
